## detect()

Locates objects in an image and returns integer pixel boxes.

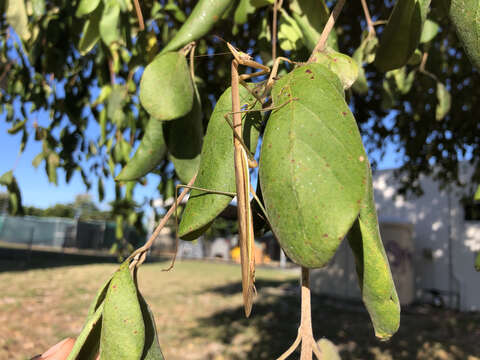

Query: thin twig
[360,0,375,36]
[272,0,284,61]
[372,20,387,26]
[307,0,347,62]
[127,173,197,263]
[133,0,145,31]
[107,57,115,85]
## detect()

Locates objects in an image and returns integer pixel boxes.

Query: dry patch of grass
[1,260,479,360]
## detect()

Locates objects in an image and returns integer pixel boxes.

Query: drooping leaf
[178,86,261,240]
[375,0,431,72]
[347,162,400,340]
[47,152,60,185]
[441,0,480,68]
[78,3,103,55]
[435,81,451,120]
[163,82,203,183]
[100,262,145,359]
[65,303,104,360]
[290,0,338,51]
[138,292,165,359]
[475,185,480,201]
[277,9,304,51]
[234,0,255,24]
[5,0,30,40]
[312,47,359,90]
[99,0,122,46]
[98,177,105,202]
[0,171,14,186]
[420,19,440,43]
[160,0,231,53]
[116,119,167,181]
[259,64,368,268]
[76,0,102,17]
[475,251,480,271]
[139,52,194,121]
[7,119,26,134]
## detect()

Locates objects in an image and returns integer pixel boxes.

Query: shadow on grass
[192,280,480,359]
[0,246,168,272]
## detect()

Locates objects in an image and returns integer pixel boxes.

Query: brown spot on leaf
[342,111,347,116]
[305,69,312,74]
[323,234,328,238]
[310,76,315,79]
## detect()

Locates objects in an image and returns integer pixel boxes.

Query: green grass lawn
[1,260,479,360]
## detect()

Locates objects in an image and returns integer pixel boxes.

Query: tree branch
[307,0,347,63]
[360,0,375,36]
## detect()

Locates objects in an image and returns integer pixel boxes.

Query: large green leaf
[78,4,103,55]
[441,0,480,69]
[420,19,440,43]
[259,64,368,268]
[100,262,145,359]
[139,52,194,121]
[375,0,431,72]
[163,83,203,183]
[347,163,400,340]
[160,0,231,54]
[178,86,261,240]
[116,118,167,181]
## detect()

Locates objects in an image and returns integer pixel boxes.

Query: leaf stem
[133,0,145,31]
[360,0,375,36]
[127,173,197,264]
[307,0,347,62]
[272,0,284,61]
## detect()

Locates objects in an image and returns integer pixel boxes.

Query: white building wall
[312,167,480,311]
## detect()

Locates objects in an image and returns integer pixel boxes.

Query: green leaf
[140,52,194,121]
[116,119,167,181]
[312,47,359,90]
[178,86,261,240]
[32,0,46,17]
[47,153,59,185]
[0,171,14,186]
[100,262,145,359]
[407,48,423,65]
[32,152,45,168]
[7,119,26,134]
[99,0,122,46]
[78,4,103,55]
[436,82,451,120]
[138,292,165,359]
[160,0,231,53]
[388,67,416,95]
[277,9,303,51]
[375,0,431,72]
[234,0,255,24]
[5,0,31,40]
[347,163,400,340]
[289,0,337,51]
[475,252,480,271]
[259,64,368,268]
[163,82,203,184]
[98,177,105,202]
[76,0,101,17]
[475,185,480,201]
[164,0,186,22]
[441,0,480,68]
[250,0,274,8]
[107,85,127,126]
[420,19,440,43]
[65,303,104,360]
